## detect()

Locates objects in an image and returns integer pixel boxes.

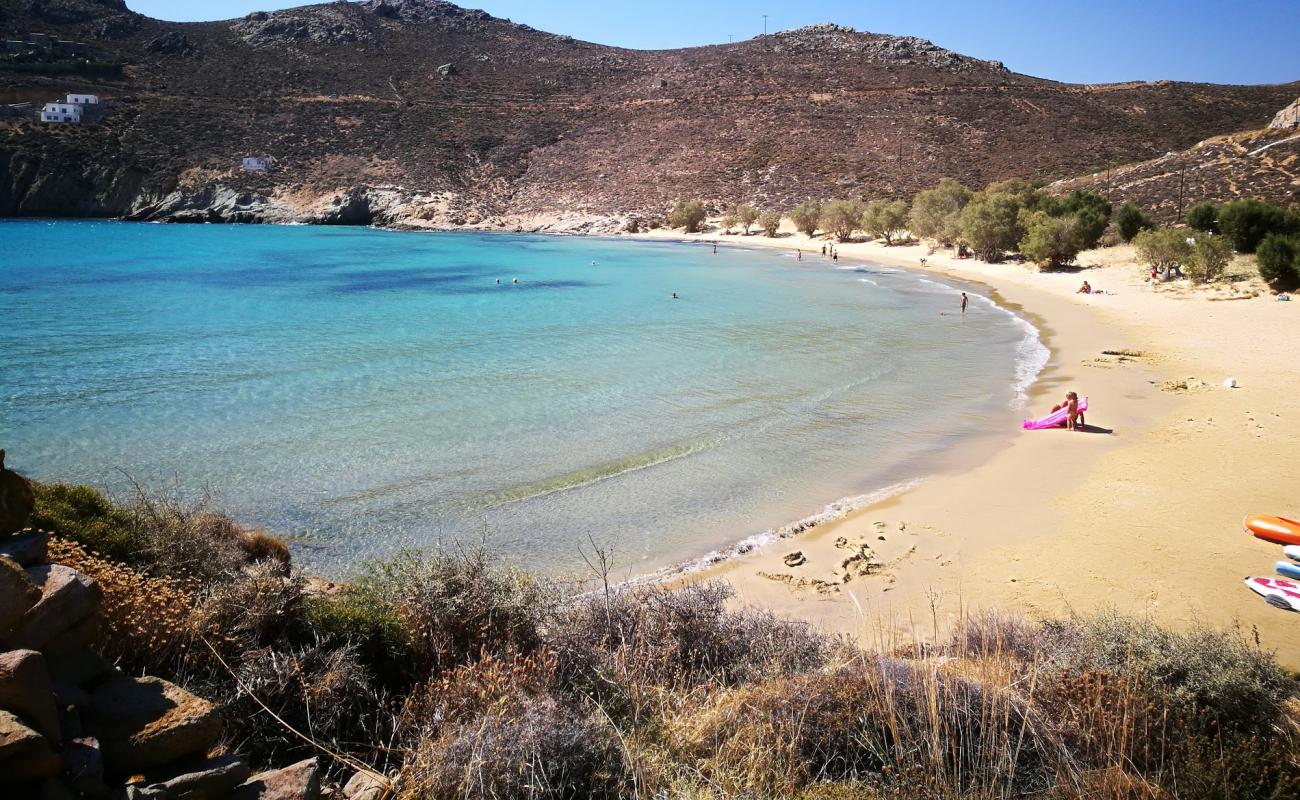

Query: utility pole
[763,15,768,36]
[1175,165,1186,224]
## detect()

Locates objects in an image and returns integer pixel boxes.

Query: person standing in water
[960,292,969,314]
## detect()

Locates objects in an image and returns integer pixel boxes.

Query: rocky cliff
[0,0,1296,226]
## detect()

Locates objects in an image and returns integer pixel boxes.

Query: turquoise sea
[0,221,1045,575]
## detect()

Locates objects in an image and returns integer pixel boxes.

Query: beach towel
[1023,397,1088,430]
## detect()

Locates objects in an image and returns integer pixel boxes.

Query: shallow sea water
[0,221,1044,575]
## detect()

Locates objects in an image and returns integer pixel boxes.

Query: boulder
[147,754,251,799]
[0,708,61,782]
[6,565,102,651]
[230,758,321,800]
[0,555,41,637]
[0,450,36,535]
[0,649,60,741]
[86,676,222,772]
[0,528,50,567]
[343,769,390,800]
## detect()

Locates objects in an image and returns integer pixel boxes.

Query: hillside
[0,0,1296,228]
[1053,116,1300,223]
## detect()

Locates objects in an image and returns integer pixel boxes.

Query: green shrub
[1019,211,1084,268]
[790,200,823,236]
[1218,199,1297,253]
[305,584,415,691]
[668,200,707,233]
[1186,232,1233,283]
[1114,202,1153,242]
[758,209,782,237]
[1055,190,1112,249]
[1186,201,1219,233]
[1256,233,1300,287]
[30,481,281,582]
[31,482,139,564]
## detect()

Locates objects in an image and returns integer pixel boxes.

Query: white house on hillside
[241,156,270,172]
[38,94,99,124]
[41,102,82,123]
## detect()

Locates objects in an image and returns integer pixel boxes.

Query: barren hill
[1053,122,1300,225]
[0,0,1295,228]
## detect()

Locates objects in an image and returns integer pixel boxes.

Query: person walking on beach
[797,250,802,261]
[960,292,969,314]
[712,242,717,254]
[821,244,827,257]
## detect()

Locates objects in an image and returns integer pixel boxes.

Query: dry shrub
[219,641,383,768]
[397,651,625,800]
[239,529,292,569]
[682,656,1066,798]
[547,581,836,723]
[32,481,282,584]
[345,545,548,680]
[47,536,199,672]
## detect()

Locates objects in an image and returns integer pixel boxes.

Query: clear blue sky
[127,0,1298,85]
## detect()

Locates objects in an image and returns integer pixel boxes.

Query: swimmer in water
[496,278,501,284]
[960,292,968,314]
[512,277,519,284]
[672,292,679,299]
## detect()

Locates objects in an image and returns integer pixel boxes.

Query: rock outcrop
[0,451,35,535]
[0,459,324,798]
[1269,97,1300,130]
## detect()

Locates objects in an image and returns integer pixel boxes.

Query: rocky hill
[1053,105,1300,224]
[0,0,1296,228]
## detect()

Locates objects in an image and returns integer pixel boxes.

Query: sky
[126,1,1299,85]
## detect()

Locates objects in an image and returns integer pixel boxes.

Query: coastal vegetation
[15,480,1300,798]
[673,178,1297,288]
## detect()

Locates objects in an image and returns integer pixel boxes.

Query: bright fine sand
[634,224,1300,667]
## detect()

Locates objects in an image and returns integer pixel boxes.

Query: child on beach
[1050,392,1085,430]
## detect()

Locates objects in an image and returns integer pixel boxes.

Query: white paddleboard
[1244,576,1300,611]
[1284,545,1300,563]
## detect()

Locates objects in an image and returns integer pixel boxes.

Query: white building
[241,156,270,172]
[40,102,82,123]
[66,94,98,105]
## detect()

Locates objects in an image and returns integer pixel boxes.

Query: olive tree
[958,191,1024,261]
[860,200,909,245]
[758,210,782,237]
[909,179,972,245]
[669,200,707,233]
[820,199,866,242]
[789,200,822,237]
[1133,228,1194,278]
[735,203,760,234]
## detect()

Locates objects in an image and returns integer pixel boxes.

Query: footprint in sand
[758,571,839,595]
[832,536,880,583]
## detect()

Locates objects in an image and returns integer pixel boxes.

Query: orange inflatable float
[1244,515,1300,546]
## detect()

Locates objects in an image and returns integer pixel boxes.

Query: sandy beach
[630,223,1300,667]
